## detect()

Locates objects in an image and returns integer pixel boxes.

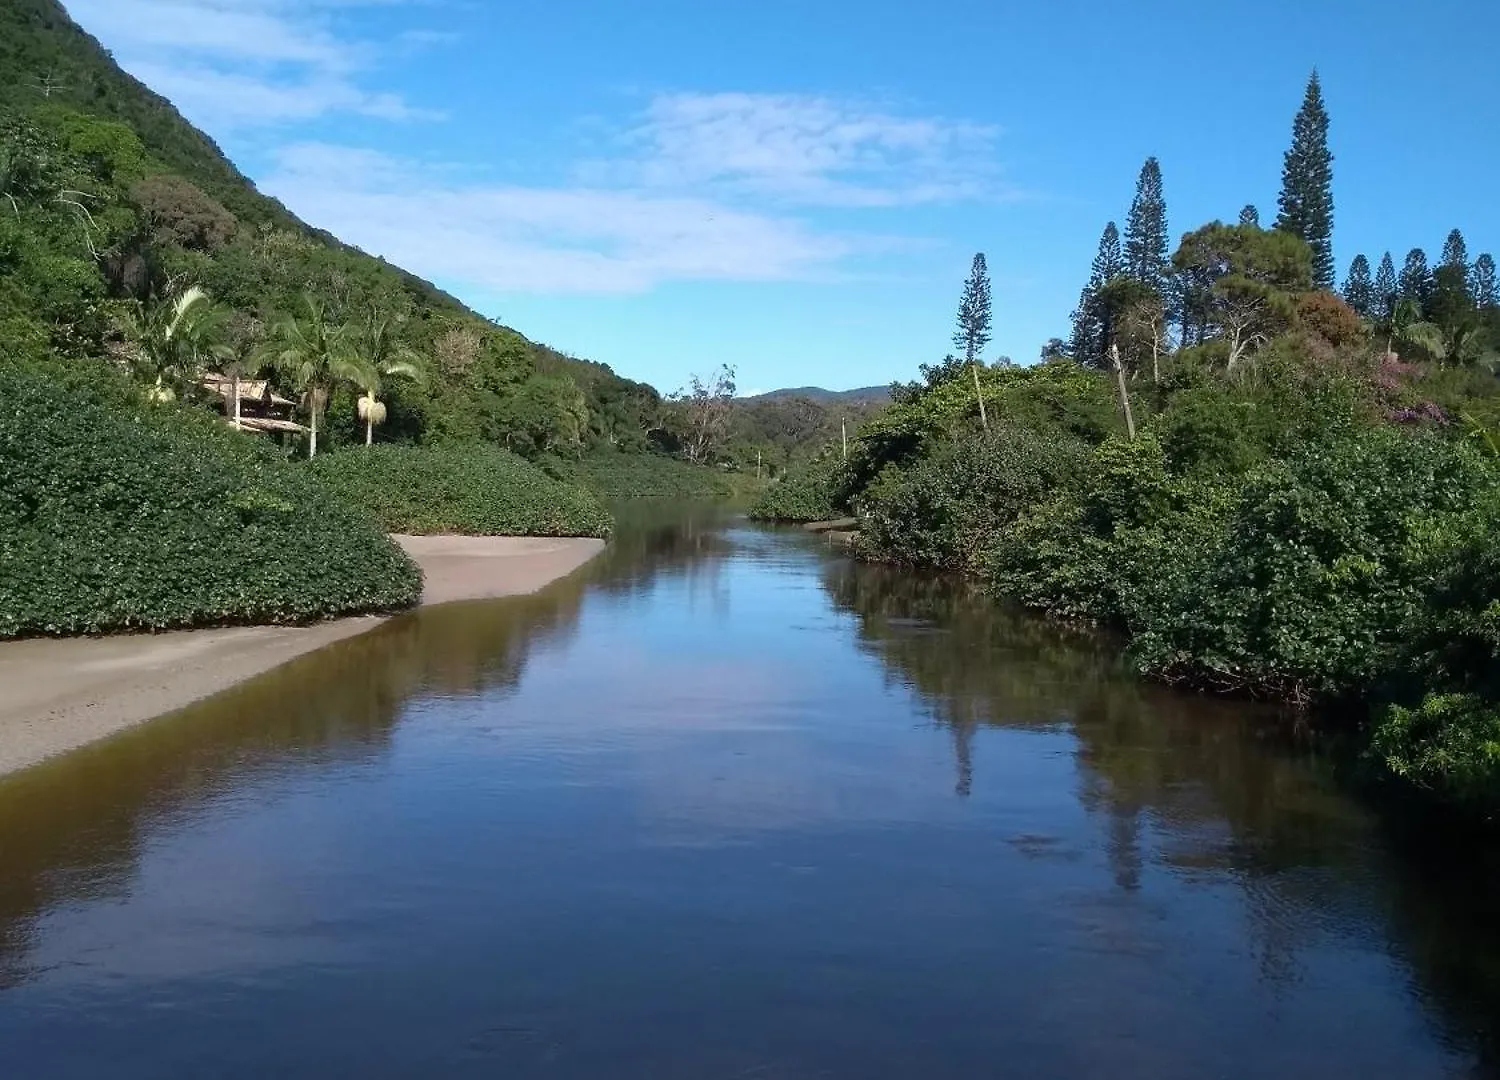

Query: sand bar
[0,535,605,777]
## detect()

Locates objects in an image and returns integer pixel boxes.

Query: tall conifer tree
[1275,71,1335,287]
[1472,253,1497,309]
[953,253,993,430]
[1399,248,1432,308]
[1441,228,1470,275]
[1123,157,1168,290]
[1070,223,1124,367]
[1373,252,1398,321]
[1238,204,1260,227]
[1341,254,1374,318]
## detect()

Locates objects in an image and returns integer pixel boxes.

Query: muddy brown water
[1,503,1498,1078]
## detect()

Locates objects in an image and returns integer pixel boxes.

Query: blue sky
[65,0,1500,394]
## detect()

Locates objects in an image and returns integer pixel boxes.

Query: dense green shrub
[859,428,1090,572]
[984,436,1231,623]
[310,444,612,538]
[748,451,842,523]
[545,450,737,500]
[1128,432,1494,700]
[1370,694,1500,811]
[0,357,421,637]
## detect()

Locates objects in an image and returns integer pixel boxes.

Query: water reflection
[0,507,1497,1079]
[824,554,1500,1074]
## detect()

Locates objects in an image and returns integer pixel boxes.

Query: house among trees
[199,373,308,435]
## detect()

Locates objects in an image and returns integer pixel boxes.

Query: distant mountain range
[746,386,891,405]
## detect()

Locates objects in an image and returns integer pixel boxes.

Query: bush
[1370,694,1500,812]
[310,443,612,538]
[546,450,737,500]
[1127,432,1494,700]
[749,451,842,523]
[859,427,1089,572]
[0,357,422,637]
[984,435,1231,624]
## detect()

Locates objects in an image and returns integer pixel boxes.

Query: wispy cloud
[61,0,440,127]
[263,142,857,294]
[258,91,1003,295]
[611,92,1005,207]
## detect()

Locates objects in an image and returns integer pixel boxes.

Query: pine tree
[953,252,993,430]
[1399,248,1432,309]
[1238,204,1260,228]
[953,252,992,364]
[1341,254,1374,318]
[1373,252,1398,322]
[1275,71,1335,288]
[1090,221,1124,286]
[1472,253,1497,308]
[1441,228,1470,275]
[1123,157,1168,290]
[1071,223,1124,367]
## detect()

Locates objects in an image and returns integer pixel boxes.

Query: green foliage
[1275,71,1335,288]
[748,451,843,523]
[545,450,737,500]
[1127,432,1493,700]
[859,427,1090,572]
[309,444,612,539]
[1370,695,1500,811]
[0,356,421,637]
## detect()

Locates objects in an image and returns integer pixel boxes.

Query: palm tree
[1398,320,1497,368]
[260,294,363,458]
[123,285,225,403]
[212,317,265,430]
[347,311,425,446]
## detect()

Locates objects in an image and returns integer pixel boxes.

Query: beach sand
[0,535,605,777]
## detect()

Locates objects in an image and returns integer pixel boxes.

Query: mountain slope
[0,0,664,456]
[749,386,891,405]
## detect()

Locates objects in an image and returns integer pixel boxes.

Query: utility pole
[841,417,848,460]
[1110,343,1136,440]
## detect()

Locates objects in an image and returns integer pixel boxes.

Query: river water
[2,505,1498,1078]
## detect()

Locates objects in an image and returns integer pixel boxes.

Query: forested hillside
[0,0,670,458]
[755,72,1500,820]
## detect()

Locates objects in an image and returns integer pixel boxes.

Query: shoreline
[0,534,606,778]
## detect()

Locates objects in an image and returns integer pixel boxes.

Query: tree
[213,313,264,430]
[1398,320,1496,368]
[1341,254,1374,318]
[1275,71,1335,288]
[952,252,993,430]
[1473,253,1497,309]
[261,294,363,458]
[1238,204,1261,228]
[1441,228,1470,277]
[1171,222,1313,370]
[1373,252,1399,324]
[1071,223,1124,367]
[122,284,225,403]
[1124,157,1168,290]
[347,310,425,446]
[1399,248,1432,310]
[672,364,736,464]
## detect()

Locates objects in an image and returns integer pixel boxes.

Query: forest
[754,72,1500,819]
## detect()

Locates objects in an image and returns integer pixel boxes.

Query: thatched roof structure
[201,373,298,409]
[200,373,308,434]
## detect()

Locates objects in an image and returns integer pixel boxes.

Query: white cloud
[612,92,1004,207]
[263,142,857,294]
[61,0,438,127]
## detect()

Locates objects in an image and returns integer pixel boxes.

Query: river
[1,504,1498,1078]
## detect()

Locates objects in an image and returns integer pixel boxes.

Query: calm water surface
[2,505,1499,1078]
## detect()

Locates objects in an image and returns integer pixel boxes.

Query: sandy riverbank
[0,535,605,777]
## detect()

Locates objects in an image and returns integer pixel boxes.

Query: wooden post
[756,449,762,480]
[841,418,848,460]
[1110,343,1136,441]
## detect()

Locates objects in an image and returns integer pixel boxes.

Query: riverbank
[0,535,605,777]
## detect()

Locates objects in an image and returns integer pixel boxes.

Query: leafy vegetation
[747,450,843,523]
[310,445,613,539]
[764,69,1500,818]
[0,357,421,637]
[543,450,740,501]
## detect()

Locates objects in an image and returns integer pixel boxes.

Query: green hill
[0,0,667,458]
